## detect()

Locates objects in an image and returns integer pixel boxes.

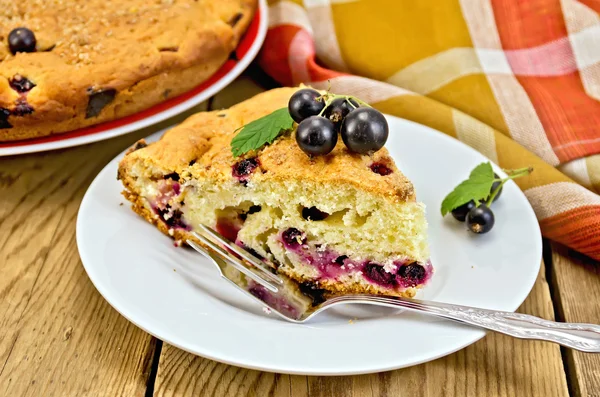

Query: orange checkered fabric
[259,0,600,260]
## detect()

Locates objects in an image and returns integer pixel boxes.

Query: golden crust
[120,87,416,203]
[0,0,257,141]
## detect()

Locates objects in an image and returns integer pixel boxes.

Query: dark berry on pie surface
[12,99,34,116]
[302,206,329,221]
[232,157,259,183]
[466,204,495,234]
[295,116,338,156]
[363,263,396,286]
[282,227,306,247]
[288,89,325,123]
[370,162,393,176]
[86,88,117,118]
[398,263,426,286]
[451,200,475,222]
[228,12,244,27]
[9,75,36,92]
[341,108,389,154]
[8,28,36,54]
[0,108,12,129]
[323,98,358,131]
[129,140,147,153]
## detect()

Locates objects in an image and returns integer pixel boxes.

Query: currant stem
[316,92,372,116]
[504,166,533,176]
[486,167,533,205]
[345,96,358,109]
[486,180,506,206]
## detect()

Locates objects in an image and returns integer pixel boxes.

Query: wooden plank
[0,101,207,395]
[154,265,569,397]
[154,347,295,397]
[550,244,600,397]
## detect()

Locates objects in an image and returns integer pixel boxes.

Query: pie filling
[143,175,432,294]
[277,228,433,289]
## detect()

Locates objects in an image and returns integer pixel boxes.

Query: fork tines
[190,225,283,291]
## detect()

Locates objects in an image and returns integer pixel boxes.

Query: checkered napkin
[258,0,600,260]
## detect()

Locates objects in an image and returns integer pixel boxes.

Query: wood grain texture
[0,103,206,396]
[550,244,600,397]
[154,263,569,397]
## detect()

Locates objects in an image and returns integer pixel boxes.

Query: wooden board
[550,244,600,397]
[0,104,206,396]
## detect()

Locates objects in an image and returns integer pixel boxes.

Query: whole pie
[118,87,433,299]
[0,0,256,141]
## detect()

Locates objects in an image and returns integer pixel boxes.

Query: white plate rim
[76,115,542,375]
[0,0,267,157]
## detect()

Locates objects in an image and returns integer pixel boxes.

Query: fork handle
[332,295,600,352]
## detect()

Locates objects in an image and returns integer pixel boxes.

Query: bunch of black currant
[288,88,389,156]
[450,174,502,234]
[451,168,531,234]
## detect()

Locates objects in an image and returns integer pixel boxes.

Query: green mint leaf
[231,108,294,157]
[440,162,495,216]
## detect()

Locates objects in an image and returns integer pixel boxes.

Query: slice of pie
[118,87,432,298]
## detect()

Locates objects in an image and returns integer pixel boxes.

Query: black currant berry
[341,108,388,154]
[288,89,325,123]
[323,98,358,131]
[466,205,495,234]
[451,200,476,222]
[397,263,426,286]
[282,228,306,247]
[295,116,338,156]
[489,173,503,202]
[363,263,396,286]
[8,28,36,54]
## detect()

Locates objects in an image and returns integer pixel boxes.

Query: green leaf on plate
[440,162,495,216]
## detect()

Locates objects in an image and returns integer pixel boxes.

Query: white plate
[0,0,267,157]
[76,115,542,375]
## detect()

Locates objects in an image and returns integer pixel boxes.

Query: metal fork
[187,225,600,353]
